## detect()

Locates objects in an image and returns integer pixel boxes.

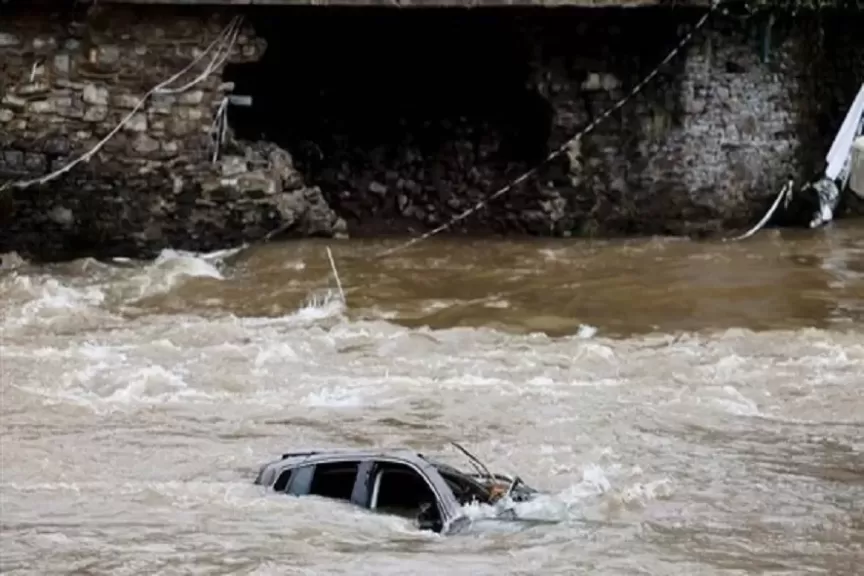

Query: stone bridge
[0,0,862,260]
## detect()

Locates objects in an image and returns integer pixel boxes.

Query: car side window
[369,462,441,521]
[306,461,361,502]
[273,468,293,492]
[285,465,314,496]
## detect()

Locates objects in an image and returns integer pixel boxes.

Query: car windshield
[436,467,494,505]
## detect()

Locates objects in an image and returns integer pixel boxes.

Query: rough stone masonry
[0,3,344,261]
[0,2,862,261]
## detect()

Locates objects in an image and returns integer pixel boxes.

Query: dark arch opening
[223,7,554,235]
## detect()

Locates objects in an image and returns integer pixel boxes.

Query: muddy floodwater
[2,224,863,575]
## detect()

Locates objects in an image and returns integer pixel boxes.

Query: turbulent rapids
[1,228,863,575]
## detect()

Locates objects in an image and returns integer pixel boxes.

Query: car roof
[260,447,476,474]
[275,448,431,464]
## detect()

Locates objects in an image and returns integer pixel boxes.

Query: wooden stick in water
[326,246,346,304]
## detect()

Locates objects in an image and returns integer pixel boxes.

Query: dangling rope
[722,179,793,242]
[373,3,722,259]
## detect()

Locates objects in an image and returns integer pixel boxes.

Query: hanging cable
[373,2,721,259]
[1,15,243,192]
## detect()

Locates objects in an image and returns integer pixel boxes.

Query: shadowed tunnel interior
[223,8,554,234]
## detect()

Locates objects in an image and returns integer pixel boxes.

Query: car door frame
[282,458,371,506]
[355,457,464,528]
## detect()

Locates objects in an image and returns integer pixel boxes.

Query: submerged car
[253,444,541,534]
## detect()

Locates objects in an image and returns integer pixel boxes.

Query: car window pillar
[351,460,374,508]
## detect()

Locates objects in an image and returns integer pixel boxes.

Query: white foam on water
[3,237,863,575]
[457,459,673,531]
[253,342,299,367]
[152,248,226,278]
[117,248,227,302]
[194,245,248,262]
[294,289,346,321]
[302,386,368,408]
[710,385,762,417]
[576,324,599,338]
[4,284,357,412]
[19,359,207,412]
[0,274,111,330]
[538,248,567,261]
[0,247,247,331]
[17,275,104,311]
[614,478,675,508]
[102,365,191,403]
[283,259,307,271]
[365,306,400,320]
[572,340,618,363]
[420,299,457,313]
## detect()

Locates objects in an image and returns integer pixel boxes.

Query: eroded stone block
[28,100,53,114]
[1,94,26,110]
[221,156,248,177]
[4,150,24,168]
[124,113,148,133]
[17,82,50,96]
[178,90,204,105]
[83,84,110,106]
[112,94,142,109]
[53,54,71,76]
[131,133,160,155]
[150,93,176,114]
[96,45,121,66]
[0,32,20,47]
[84,105,109,122]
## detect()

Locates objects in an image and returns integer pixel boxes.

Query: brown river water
[1,224,863,575]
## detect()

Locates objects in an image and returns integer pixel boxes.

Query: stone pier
[0,3,343,260]
[1,1,863,261]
